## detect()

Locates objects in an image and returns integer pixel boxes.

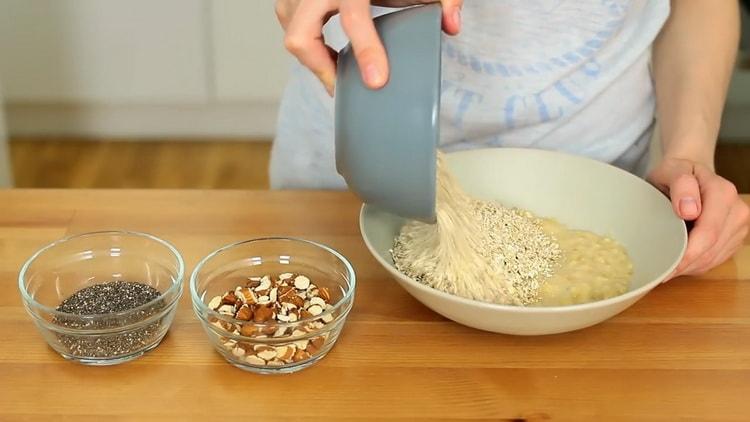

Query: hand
[275,0,463,95]
[648,157,749,278]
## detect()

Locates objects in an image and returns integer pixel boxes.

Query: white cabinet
[0,0,208,103]
[0,0,293,136]
[210,0,291,102]
[0,0,290,104]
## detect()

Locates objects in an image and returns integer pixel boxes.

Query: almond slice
[253,344,275,353]
[267,358,285,367]
[207,295,222,310]
[257,349,277,361]
[273,326,287,337]
[292,349,311,362]
[307,304,324,316]
[237,287,256,304]
[294,275,310,290]
[309,296,326,308]
[310,321,325,330]
[217,304,235,316]
[275,345,296,361]
[232,346,246,357]
[245,354,266,365]
[293,338,309,350]
[254,277,272,292]
[279,273,294,280]
[210,319,227,331]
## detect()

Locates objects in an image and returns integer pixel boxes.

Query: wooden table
[1,190,748,421]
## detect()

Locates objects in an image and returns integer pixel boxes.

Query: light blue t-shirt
[271,0,670,189]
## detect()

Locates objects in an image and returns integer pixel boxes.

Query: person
[271,0,749,277]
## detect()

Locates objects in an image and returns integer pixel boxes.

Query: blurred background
[0,0,748,191]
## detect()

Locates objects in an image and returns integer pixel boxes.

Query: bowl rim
[18,230,185,319]
[189,236,356,328]
[359,147,688,313]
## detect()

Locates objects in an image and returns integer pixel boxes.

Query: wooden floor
[7,138,750,192]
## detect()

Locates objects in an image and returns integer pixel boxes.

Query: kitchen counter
[1,190,748,421]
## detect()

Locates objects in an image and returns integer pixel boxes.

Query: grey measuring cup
[335,4,442,223]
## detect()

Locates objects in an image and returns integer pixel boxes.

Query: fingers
[370,1,463,34]
[340,0,389,89]
[674,178,733,275]
[690,199,750,274]
[441,0,463,35]
[706,227,747,271]
[680,207,738,275]
[274,0,299,30]
[674,175,737,275]
[283,0,338,95]
[669,173,702,221]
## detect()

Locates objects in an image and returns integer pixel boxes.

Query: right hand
[275,0,463,95]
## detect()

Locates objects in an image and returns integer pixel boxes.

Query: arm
[653,0,739,167]
[649,0,749,276]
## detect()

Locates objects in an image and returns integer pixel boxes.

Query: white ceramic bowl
[360,148,687,335]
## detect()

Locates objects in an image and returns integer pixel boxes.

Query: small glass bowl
[190,237,356,374]
[18,231,184,365]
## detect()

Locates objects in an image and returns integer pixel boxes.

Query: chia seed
[53,281,166,358]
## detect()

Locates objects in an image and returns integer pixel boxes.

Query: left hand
[648,157,749,278]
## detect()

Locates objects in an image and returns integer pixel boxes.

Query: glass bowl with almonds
[189,237,356,374]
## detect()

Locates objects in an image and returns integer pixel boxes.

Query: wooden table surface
[1,190,749,421]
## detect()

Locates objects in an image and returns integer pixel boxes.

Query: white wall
[0,0,207,102]
[211,0,290,103]
[0,0,291,138]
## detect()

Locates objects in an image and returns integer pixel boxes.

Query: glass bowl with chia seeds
[18,231,184,365]
[190,237,356,374]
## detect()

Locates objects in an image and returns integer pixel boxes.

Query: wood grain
[8,138,750,192]
[1,190,749,421]
[9,138,272,189]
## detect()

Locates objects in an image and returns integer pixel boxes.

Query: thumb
[669,173,702,221]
